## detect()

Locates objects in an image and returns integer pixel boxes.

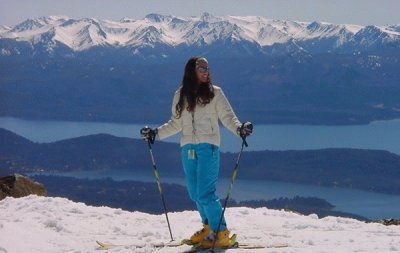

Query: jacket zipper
[191,111,196,144]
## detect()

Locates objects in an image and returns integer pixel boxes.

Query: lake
[1,117,400,154]
[2,116,400,219]
[31,169,400,220]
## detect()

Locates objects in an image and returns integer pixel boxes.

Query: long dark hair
[175,56,215,118]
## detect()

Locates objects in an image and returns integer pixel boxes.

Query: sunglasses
[196,66,209,73]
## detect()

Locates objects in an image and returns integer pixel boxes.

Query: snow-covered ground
[0,195,399,253]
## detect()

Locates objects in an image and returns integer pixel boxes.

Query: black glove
[140,126,158,144]
[237,122,253,138]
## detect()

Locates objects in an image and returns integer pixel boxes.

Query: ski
[184,243,288,252]
[239,242,289,249]
[96,234,288,251]
[183,234,288,253]
[96,240,183,249]
[181,238,198,245]
[184,234,233,252]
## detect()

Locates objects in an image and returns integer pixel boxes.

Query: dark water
[3,117,400,219]
[1,117,400,154]
[31,169,400,220]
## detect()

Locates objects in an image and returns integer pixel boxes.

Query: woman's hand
[237,122,253,138]
[140,126,158,144]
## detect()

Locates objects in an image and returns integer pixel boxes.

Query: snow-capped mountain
[0,25,11,33]
[0,195,399,252]
[1,13,399,56]
[1,13,400,125]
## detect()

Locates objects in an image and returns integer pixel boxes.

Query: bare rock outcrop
[0,174,47,200]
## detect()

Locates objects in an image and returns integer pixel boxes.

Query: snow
[0,48,11,56]
[0,13,398,52]
[0,25,11,35]
[1,195,399,253]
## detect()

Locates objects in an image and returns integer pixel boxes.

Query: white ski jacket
[157,85,242,147]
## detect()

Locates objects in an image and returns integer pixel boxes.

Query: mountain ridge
[1,13,400,125]
[1,13,399,56]
[2,128,400,195]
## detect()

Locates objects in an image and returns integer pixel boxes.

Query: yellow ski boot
[189,224,210,244]
[200,229,230,248]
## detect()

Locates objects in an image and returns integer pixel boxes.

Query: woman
[140,56,252,248]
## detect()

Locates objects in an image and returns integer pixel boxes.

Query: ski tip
[270,243,289,248]
[96,240,112,249]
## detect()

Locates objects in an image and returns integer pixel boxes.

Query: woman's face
[195,60,209,84]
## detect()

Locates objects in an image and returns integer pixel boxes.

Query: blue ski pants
[181,143,226,231]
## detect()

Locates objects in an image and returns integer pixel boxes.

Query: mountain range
[2,128,400,195]
[1,13,400,56]
[1,13,400,124]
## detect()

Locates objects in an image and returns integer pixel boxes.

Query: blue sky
[1,0,399,26]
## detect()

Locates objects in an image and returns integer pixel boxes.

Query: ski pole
[144,139,174,241]
[211,134,249,252]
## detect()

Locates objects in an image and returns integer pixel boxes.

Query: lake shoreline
[27,170,400,220]
[3,114,400,126]
[1,116,400,154]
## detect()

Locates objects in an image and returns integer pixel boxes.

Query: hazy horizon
[1,0,400,26]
